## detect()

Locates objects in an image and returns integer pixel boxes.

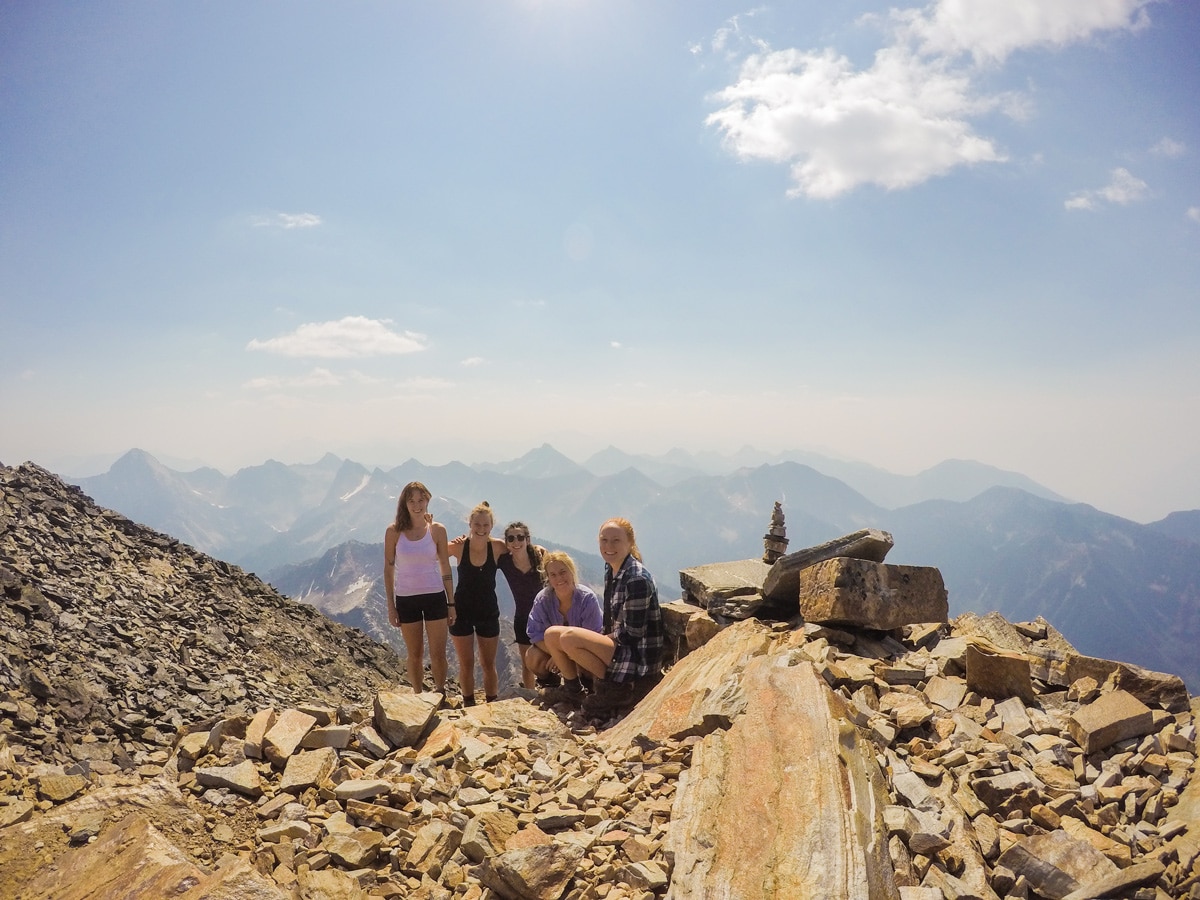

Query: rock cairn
[761,500,788,563]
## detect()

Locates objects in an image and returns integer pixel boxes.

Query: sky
[1,1,1198,524]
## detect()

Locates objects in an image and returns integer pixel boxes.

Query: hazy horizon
[3,2,1197,525]
[16,439,1195,530]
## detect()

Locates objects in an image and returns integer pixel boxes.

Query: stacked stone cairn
[761,500,788,564]
[3,466,1199,899]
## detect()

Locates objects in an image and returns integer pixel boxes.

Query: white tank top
[393,527,445,595]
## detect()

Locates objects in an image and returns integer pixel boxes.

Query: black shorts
[449,611,500,638]
[395,591,449,624]
[449,587,500,638]
[513,602,533,645]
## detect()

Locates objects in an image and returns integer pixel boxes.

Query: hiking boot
[536,673,561,688]
[582,672,662,716]
[540,676,586,707]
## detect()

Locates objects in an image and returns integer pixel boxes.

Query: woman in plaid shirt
[549,517,664,709]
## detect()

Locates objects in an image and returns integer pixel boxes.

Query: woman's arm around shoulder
[431,522,457,623]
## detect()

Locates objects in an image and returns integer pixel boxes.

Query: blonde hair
[539,550,579,584]
[600,517,642,562]
[468,500,494,526]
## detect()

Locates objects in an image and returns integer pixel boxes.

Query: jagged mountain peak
[475,443,585,478]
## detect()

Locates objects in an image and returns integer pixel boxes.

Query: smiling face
[544,559,575,593]
[468,510,493,537]
[405,490,430,519]
[598,521,632,571]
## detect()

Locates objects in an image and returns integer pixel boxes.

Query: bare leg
[525,644,554,677]
[479,635,499,699]
[399,621,426,692]
[556,627,616,681]
[452,633,476,701]
[541,627,579,678]
[517,643,536,688]
[426,618,450,693]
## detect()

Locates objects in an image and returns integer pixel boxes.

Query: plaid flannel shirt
[603,554,664,683]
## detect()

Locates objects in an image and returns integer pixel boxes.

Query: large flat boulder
[1065,654,1191,713]
[666,656,898,899]
[762,529,894,602]
[799,558,948,630]
[678,558,773,619]
[599,618,779,751]
[1068,689,1155,755]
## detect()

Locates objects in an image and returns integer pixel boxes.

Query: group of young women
[382,480,664,711]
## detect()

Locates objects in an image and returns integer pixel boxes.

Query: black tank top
[455,539,498,606]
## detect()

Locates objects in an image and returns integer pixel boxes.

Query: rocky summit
[2,462,1199,899]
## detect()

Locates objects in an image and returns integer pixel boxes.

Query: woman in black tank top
[446,501,506,704]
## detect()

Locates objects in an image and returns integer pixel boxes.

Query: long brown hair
[394,481,432,532]
[505,520,541,572]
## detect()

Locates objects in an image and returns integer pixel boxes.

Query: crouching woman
[526,551,603,698]
[547,517,664,714]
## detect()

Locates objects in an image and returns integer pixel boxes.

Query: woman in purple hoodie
[525,550,602,695]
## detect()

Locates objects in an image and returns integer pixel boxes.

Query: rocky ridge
[0,462,409,783]
[1,463,1199,899]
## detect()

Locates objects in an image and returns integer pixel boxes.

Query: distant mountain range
[64,444,1200,689]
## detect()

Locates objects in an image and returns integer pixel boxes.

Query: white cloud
[247,316,427,359]
[1150,137,1186,158]
[461,357,486,367]
[710,9,768,58]
[1065,167,1149,211]
[250,212,323,229]
[610,341,623,349]
[707,0,1154,198]
[708,45,1005,198]
[894,0,1152,65]
[1188,207,1200,223]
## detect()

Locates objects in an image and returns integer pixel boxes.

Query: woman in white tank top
[384,481,457,694]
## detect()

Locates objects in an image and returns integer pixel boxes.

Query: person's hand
[424,512,434,525]
[447,606,457,627]
[449,533,467,546]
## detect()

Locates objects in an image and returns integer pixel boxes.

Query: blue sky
[2,0,1197,523]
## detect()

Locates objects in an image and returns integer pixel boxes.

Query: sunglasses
[505,533,528,542]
